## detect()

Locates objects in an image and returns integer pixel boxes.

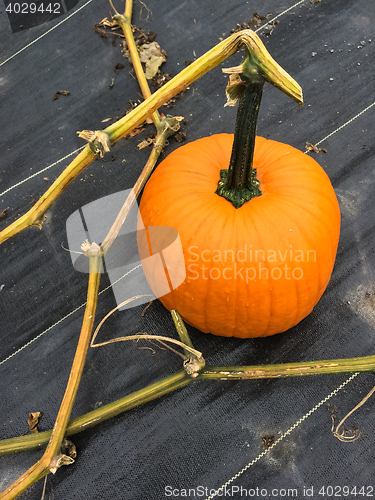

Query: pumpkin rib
[273,194,335,311]
[276,201,323,312]
[207,207,238,335]
[240,203,273,336]
[254,200,305,335]
[250,202,302,332]
[271,194,339,277]
[231,207,249,337]
[233,212,246,336]
[196,205,231,334]
[180,196,234,334]
[262,186,339,263]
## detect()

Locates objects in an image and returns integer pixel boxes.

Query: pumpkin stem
[216,56,264,208]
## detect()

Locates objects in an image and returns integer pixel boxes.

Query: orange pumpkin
[138,133,340,338]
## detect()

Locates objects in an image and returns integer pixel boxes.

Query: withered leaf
[61,437,77,459]
[139,42,167,79]
[28,411,42,433]
[306,142,327,153]
[0,208,8,221]
[49,454,75,474]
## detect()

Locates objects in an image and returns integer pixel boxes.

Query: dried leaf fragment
[28,411,42,433]
[77,130,111,157]
[0,208,8,221]
[224,73,247,107]
[61,437,77,459]
[52,90,70,102]
[306,142,327,153]
[49,454,75,474]
[138,42,167,79]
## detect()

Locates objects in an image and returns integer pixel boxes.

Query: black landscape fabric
[0,0,374,499]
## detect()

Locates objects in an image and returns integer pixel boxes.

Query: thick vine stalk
[0,245,102,499]
[2,351,375,456]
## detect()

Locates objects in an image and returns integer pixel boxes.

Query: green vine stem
[0,245,102,499]
[2,351,375,456]
[171,310,196,356]
[0,29,301,244]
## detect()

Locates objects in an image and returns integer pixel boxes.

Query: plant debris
[52,90,70,102]
[231,12,271,32]
[128,126,145,138]
[0,208,8,221]
[151,71,172,90]
[78,130,111,157]
[49,454,75,474]
[138,42,167,79]
[306,142,327,153]
[151,71,188,108]
[259,20,279,36]
[141,299,154,316]
[261,435,275,449]
[126,99,141,114]
[114,62,125,73]
[138,131,157,149]
[174,131,186,143]
[113,24,166,79]
[27,411,42,434]
[94,16,123,38]
[61,437,77,459]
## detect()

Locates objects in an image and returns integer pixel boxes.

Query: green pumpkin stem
[216,48,266,209]
[216,78,264,208]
